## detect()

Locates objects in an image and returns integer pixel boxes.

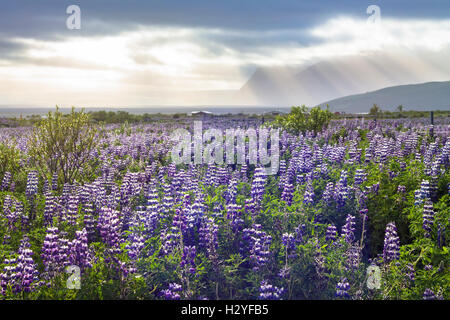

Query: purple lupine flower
[0,258,16,295]
[281,182,294,206]
[25,171,39,200]
[422,201,435,238]
[383,222,400,263]
[259,280,284,300]
[161,227,182,256]
[161,193,174,214]
[217,166,230,185]
[145,184,160,214]
[423,288,437,300]
[278,265,291,279]
[335,278,350,299]
[354,169,366,186]
[334,171,349,207]
[61,183,73,204]
[82,202,96,240]
[58,235,70,269]
[186,197,205,230]
[51,173,58,191]
[279,159,286,176]
[325,225,338,242]
[98,207,121,249]
[14,236,39,293]
[419,180,431,200]
[3,196,19,230]
[160,283,183,300]
[2,195,13,212]
[126,232,145,261]
[69,228,91,271]
[240,163,248,182]
[172,207,187,231]
[303,181,314,205]
[359,208,368,224]
[180,245,196,274]
[212,203,223,219]
[295,224,306,244]
[227,204,244,233]
[244,198,256,218]
[41,227,62,277]
[224,178,238,204]
[43,193,56,226]
[372,182,380,195]
[281,233,296,259]
[388,170,398,179]
[198,218,219,261]
[97,207,122,265]
[204,165,218,188]
[142,206,160,239]
[356,190,368,209]
[43,179,50,195]
[397,185,406,193]
[1,171,11,191]
[66,195,79,226]
[341,215,356,243]
[345,245,361,271]
[414,189,423,206]
[322,182,334,203]
[242,224,272,271]
[405,263,415,283]
[144,164,155,183]
[251,167,266,205]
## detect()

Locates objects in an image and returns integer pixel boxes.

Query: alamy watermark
[367,5,381,24]
[170,121,280,175]
[66,265,81,289]
[66,5,81,30]
[366,264,381,289]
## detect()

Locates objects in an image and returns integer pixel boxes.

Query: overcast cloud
[0,0,449,106]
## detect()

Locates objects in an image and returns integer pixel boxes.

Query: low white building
[189,111,214,119]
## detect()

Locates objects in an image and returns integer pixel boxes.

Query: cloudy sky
[1,0,450,107]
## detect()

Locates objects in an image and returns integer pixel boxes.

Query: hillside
[236,54,450,108]
[319,81,450,113]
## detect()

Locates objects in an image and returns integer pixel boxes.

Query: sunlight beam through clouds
[1,17,450,106]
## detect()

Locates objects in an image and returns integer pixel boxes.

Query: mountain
[319,81,450,113]
[235,53,450,108]
[235,66,301,106]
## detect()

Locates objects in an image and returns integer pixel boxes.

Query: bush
[0,143,21,179]
[28,107,99,184]
[369,104,381,116]
[273,105,332,135]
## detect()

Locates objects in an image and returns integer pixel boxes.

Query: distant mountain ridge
[319,81,450,113]
[236,53,450,109]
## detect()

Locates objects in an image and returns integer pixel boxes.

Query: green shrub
[28,107,99,184]
[0,143,21,179]
[273,105,332,135]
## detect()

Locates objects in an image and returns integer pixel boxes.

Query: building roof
[191,110,213,114]
[262,110,286,115]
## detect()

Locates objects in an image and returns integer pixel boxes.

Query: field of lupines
[0,114,449,300]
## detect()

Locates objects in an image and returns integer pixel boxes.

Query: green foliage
[0,113,448,301]
[369,104,381,116]
[0,143,21,179]
[28,107,99,184]
[331,127,348,144]
[273,105,332,135]
[88,111,188,124]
